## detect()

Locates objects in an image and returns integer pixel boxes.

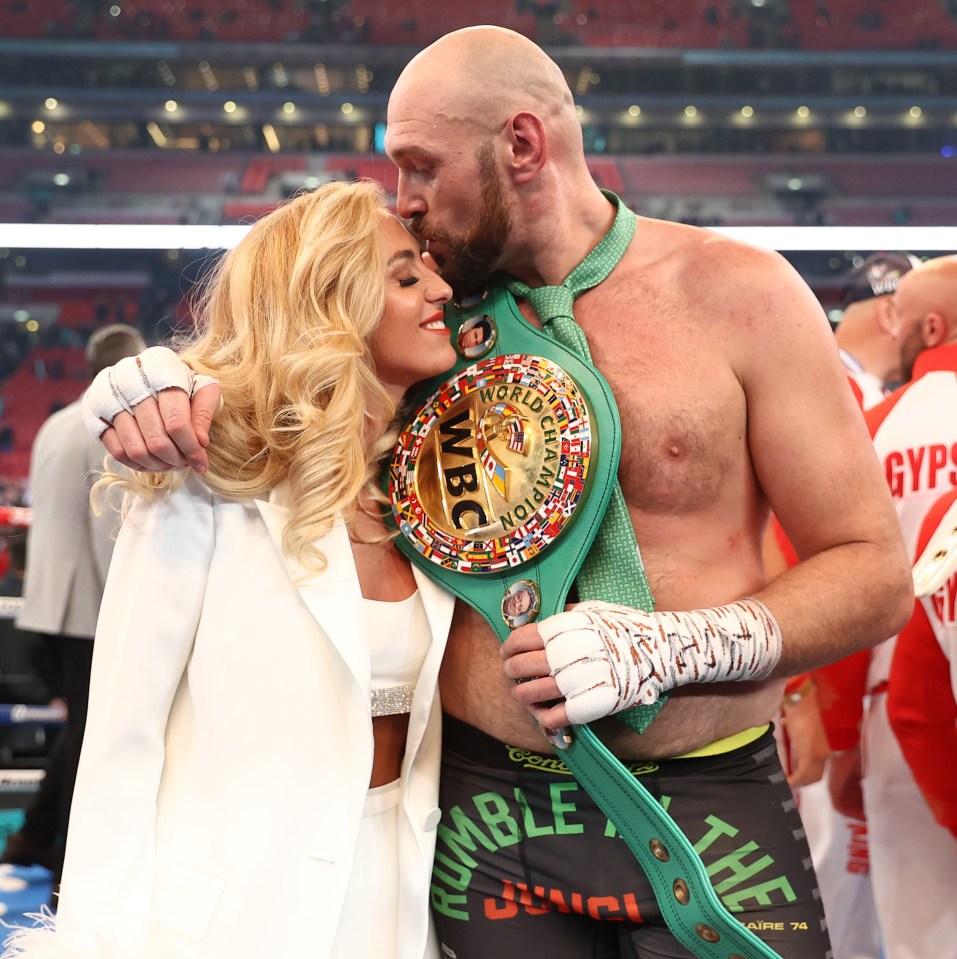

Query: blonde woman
[4,181,457,959]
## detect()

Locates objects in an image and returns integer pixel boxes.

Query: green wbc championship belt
[387,276,782,959]
[390,315,615,644]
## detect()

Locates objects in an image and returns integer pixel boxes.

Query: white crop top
[364,590,431,716]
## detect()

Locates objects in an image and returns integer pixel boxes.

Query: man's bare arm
[731,242,912,667]
[502,240,912,729]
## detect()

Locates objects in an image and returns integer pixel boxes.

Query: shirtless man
[89,27,911,958]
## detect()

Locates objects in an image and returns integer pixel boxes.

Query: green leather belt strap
[388,278,782,959]
[564,726,780,959]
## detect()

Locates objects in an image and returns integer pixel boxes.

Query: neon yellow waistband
[673,723,770,759]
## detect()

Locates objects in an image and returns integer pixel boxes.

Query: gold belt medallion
[389,354,593,576]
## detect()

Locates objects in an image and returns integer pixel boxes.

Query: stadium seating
[1,0,955,48]
[5,147,954,231]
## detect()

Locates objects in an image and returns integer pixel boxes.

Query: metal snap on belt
[650,838,670,862]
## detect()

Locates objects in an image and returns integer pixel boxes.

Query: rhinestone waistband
[371,683,415,717]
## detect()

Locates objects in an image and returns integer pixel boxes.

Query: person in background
[833,251,922,400]
[1,324,146,882]
[4,180,458,959]
[887,486,957,842]
[855,254,957,959]
[764,250,920,959]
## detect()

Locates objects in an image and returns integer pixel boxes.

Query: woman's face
[370,214,456,399]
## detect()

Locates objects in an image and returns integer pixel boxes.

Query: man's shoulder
[35,398,82,434]
[31,399,101,465]
[629,215,783,277]
[624,216,796,317]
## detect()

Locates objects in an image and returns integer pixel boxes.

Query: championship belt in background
[386,276,784,959]
[913,493,957,596]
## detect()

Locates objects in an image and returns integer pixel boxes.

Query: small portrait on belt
[457,314,496,359]
[501,579,541,628]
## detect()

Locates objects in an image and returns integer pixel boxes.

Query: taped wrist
[538,597,783,726]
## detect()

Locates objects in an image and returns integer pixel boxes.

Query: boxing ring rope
[0,704,66,726]
[0,598,23,620]
[0,508,31,529]
[0,507,29,628]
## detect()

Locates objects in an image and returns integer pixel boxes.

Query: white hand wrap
[81,346,219,439]
[539,597,783,726]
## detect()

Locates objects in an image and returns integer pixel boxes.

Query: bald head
[385,27,609,295]
[896,255,957,319]
[389,26,578,143]
[893,254,957,379]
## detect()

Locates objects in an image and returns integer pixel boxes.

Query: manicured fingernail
[543,726,573,750]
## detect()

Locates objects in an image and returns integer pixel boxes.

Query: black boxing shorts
[431,715,832,959]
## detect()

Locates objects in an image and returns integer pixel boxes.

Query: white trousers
[330,778,401,959]
[798,776,881,959]
[863,695,957,959]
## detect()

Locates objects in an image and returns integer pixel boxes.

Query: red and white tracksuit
[857,344,957,958]
[784,352,887,959]
[886,487,957,840]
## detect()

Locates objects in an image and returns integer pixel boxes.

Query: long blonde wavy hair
[107,179,396,572]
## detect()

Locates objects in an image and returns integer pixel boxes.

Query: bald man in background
[766,250,919,959]
[855,255,957,959]
[834,252,921,401]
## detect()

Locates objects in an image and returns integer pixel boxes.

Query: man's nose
[395,175,425,219]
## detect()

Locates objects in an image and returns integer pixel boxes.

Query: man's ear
[876,296,897,335]
[923,310,948,348]
[504,111,547,184]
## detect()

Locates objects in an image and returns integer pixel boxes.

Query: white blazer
[22,474,454,959]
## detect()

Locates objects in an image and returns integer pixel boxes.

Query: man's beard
[898,327,923,383]
[411,146,511,300]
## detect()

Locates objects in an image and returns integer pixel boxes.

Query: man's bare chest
[576,299,747,516]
